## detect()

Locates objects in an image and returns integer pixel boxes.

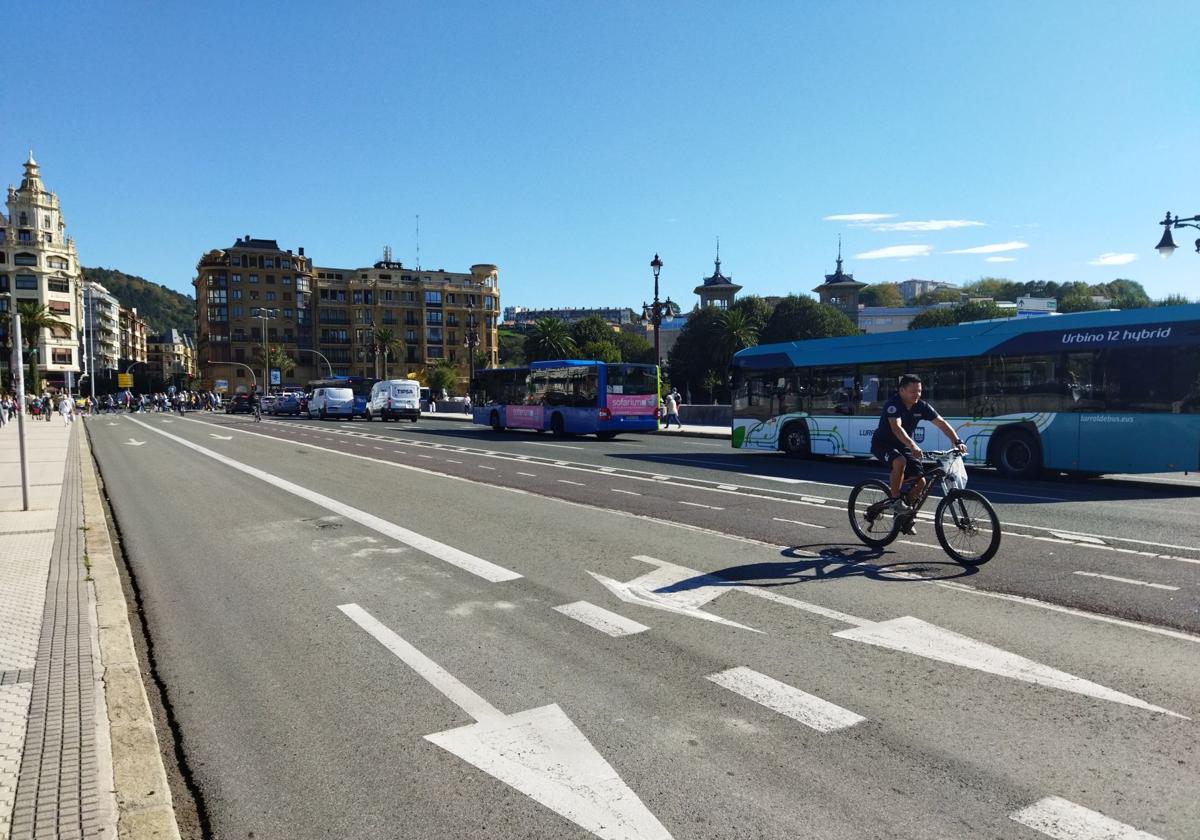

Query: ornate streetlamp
[465,301,480,391]
[1155,211,1200,258]
[641,253,674,367]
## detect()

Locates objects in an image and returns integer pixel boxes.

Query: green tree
[252,344,296,379]
[425,359,459,397]
[729,295,773,334]
[908,300,1016,330]
[498,328,526,367]
[1157,294,1191,307]
[1100,278,1150,309]
[612,330,655,365]
[523,317,578,362]
[580,340,621,363]
[372,327,402,378]
[906,306,960,330]
[962,277,1024,302]
[859,283,903,307]
[911,287,963,306]
[715,307,760,363]
[17,302,69,394]
[570,315,615,348]
[666,307,726,403]
[759,295,858,345]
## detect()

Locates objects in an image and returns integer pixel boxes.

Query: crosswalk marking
[553,601,649,637]
[1010,796,1164,840]
[707,667,864,732]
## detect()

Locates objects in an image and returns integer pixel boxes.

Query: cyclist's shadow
[658,543,977,596]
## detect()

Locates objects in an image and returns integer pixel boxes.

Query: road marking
[772,517,827,529]
[128,418,521,583]
[418,454,433,459]
[652,475,670,481]
[717,484,738,490]
[590,559,761,632]
[1010,796,1164,840]
[612,489,641,496]
[373,446,383,451]
[746,474,800,484]
[479,465,497,471]
[339,604,673,840]
[526,442,586,450]
[599,467,616,473]
[1053,532,1106,545]
[516,472,537,477]
[707,667,864,732]
[447,459,462,464]
[209,434,233,440]
[553,601,649,637]
[558,479,585,486]
[680,501,724,510]
[1072,571,1179,591]
[124,438,145,446]
[833,616,1186,718]
[355,442,365,447]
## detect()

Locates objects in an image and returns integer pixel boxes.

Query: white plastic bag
[944,454,968,490]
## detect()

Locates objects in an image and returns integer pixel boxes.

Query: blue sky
[5,1,1197,307]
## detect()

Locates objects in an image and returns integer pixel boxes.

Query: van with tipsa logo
[307,387,354,420]
[366,379,421,422]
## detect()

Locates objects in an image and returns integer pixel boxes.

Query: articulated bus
[305,375,378,417]
[730,304,1200,478]
[471,360,660,438]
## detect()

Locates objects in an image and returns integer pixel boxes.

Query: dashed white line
[611,489,641,496]
[707,667,865,732]
[680,501,724,510]
[1072,571,1179,591]
[772,517,828,529]
[479,465,497,471]
[558,479,585,486]
[1010,795,1165,840]
[1053,532,1106,545]
[717,484,738,491]
[517,472,537,477]
[553,601,649,637]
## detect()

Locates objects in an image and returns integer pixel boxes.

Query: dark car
[224,394,254,414]
[271,392,303,416]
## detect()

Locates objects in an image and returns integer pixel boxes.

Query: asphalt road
[86,411,1199,840]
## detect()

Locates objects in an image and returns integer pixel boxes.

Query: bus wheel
[490,411,505,433]
[993,429,1041,479]
[551,413,566,437]
[780,422,810,457]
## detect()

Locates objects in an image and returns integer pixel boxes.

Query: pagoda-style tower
[813,238,866,325]
[694,240,742,309]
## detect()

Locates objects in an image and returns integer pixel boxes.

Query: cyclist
[870,373,966,532]
[251,389,263,423]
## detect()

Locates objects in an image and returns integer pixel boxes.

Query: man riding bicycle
[870,374,966,532]
[250,389,263,422]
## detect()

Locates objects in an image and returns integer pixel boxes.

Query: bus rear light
[598,408,612,421]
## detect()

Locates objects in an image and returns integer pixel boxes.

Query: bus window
[807,367,857,415]
[857,365,907,414]
[919,361,968,417]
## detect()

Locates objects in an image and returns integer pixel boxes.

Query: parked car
[365,379,421,422]
[271,392,303,416]
[260,394,277,414]
[224,394,254,414]
[307,387,355,420]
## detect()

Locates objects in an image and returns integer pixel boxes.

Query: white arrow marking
[707,667,865,732]
[339,604,672,840]
[161,419,173,423]
[588,565,761,632]
[833,616,1187,718]
[106,422,119,426]
[209,433,233,440]
[124,438,146,446]
[1010,795,1165,840]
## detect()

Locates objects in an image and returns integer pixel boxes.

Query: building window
[0,275,8,292]
[15,274,37,290]
[48,256,68,269]
[249,291,259,300]
[425,291,442,305]
[232,273,241,283]
[266,291,276,301]
[52,349,73,365]
[232,306,243,317]
[426,311,442,324]
[19,212,28,225]
[47,278,70,293]
[282,275,292,285]
[283,308,293,318]
[282,259,291,269]
[14,253,37,266]
[231,289,242,300]
[249,274,259,284]
[427,346,443,359]
[447,293,456,304]
[266,275,276,284]
[48,301,71,315]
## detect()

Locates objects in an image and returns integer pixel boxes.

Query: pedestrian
[662,391,682,430]
[58,393,73,426]
[0,394,9,428]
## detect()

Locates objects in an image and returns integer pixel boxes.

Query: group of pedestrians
[0,388,226,430]
[0,391,78,427]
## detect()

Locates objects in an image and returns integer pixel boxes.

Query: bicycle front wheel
[934,489,1001,564]
[848,479,900,548]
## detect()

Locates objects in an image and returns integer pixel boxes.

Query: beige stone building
[0,153,84,389]
[146,329,197,384]
[83,280,121,375]
[119,305,148,364]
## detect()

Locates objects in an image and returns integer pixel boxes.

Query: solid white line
[1010,795,1164,840]
[707,667,865,732]
[553,601,649,637]
[717,484,739,491]
[127,418,522,583]
[612,489,641,496]
[525,442,586,450]
[680,501,724,510]
[558,479,585,486]
[339,604,504,723]
[772,517,828,529]
[1072,571,1179,591]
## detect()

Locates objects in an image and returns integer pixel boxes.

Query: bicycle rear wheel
[848,479,901,548]
[934,489,1001,564]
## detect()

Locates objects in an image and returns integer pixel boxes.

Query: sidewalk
[1,414,180,840]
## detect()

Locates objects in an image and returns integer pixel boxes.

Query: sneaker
[888,497,912,515]
[900,516,918,536]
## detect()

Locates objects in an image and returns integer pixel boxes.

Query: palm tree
[523,317,577,362]
[17,302,69,394]
[373,328,402,379]
[715,308,759,362]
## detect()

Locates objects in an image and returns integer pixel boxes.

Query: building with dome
[813,239,867,326]
[693,242,742,309]
[0,153,85,390]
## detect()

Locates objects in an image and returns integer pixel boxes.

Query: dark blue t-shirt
[871,394,940,450]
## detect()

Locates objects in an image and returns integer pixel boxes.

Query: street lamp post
[206,361,256,391]
[1155,212,1200,258]
[641,253,674,368]
[295,347,333,378]
[251,308,277,393]
[465,301,480,394]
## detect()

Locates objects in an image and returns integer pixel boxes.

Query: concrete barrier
[678,404,732,427]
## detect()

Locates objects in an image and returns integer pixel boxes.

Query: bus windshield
[605,364,659,395]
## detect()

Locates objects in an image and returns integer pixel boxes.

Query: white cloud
[1088,252,1137,266]
[854,244,932,260]
[943,241,1029,255]
[823,213,896,222]
[872,219,985,232]
[985,256,1016,263]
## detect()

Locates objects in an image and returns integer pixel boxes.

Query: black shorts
[871,441,922,478]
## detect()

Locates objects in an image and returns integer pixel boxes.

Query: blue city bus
[471,361,660,439]
[306,375,378,417]
[730,304,1200,478]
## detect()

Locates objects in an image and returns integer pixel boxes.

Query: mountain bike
[253,403,263,423]
[847,450,1001,564]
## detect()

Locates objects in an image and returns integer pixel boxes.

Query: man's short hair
[898,374,922,388]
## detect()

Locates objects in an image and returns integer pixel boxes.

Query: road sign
[270,368,281,386]
[117,373,133,388]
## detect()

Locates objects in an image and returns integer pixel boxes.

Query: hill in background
[83,267,195,336]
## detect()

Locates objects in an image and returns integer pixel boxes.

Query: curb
[417,412,732,441]
[79,429,183,840]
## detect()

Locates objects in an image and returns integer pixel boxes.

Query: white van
[366,379,421,422]
[307,387,354,420]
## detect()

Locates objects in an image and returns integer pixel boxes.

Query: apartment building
[119,305,149,364]
[0,153,84,388]
[146,329,197,383]
[83,280,121,375]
